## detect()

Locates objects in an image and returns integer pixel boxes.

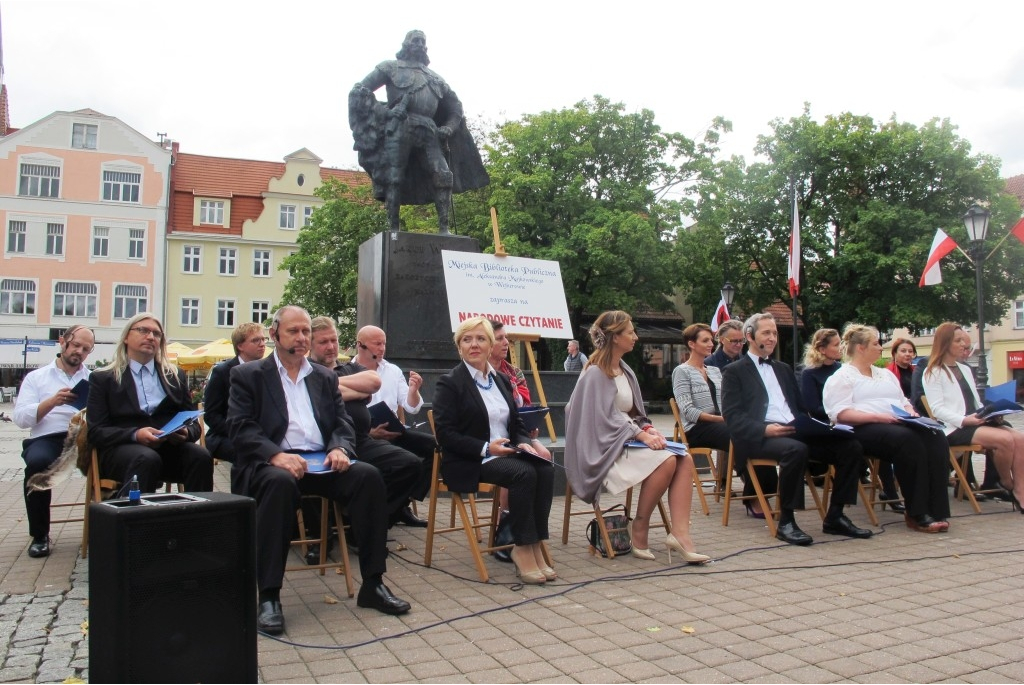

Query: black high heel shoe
[998,482,1022,513]
[744,502,766,520]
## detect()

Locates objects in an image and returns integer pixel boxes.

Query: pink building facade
[0,109,171,369]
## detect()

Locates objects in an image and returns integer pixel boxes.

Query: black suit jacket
[87,364,199,451]
[203,356,240,458]
[721,355,806,460]
[433,363,530,493]
[226,355,356,494]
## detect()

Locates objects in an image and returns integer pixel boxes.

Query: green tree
[683,106,1024,335]
[278,180,386,343]
[457,96,729,348]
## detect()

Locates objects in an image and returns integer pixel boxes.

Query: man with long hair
[87,313,212,493]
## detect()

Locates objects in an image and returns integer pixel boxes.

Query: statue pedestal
[357,231,480,371]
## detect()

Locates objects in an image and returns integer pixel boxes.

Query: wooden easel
[491,207,558,444]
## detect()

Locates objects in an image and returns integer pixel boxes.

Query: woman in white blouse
[823,324,951,533]
[923,322,1024,514]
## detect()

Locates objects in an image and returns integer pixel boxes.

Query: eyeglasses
[247,337,269,344]
[723,338,744,345]
[130,326,163,339]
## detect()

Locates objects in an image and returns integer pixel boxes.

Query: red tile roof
[1006,174,1024,208]
[169,152,368,234]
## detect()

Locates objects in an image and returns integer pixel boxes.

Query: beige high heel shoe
[666,533,710,565]
[629,520,656,560]
[511,547,546,584]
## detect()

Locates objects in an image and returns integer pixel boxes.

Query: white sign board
[440,251,573,338]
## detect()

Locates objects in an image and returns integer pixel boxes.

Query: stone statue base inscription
[357,231,480,371]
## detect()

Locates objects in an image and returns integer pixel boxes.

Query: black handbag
[492,509,513,563]
[586,504,632,557]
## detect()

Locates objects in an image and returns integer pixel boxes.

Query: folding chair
[286,495,354,598]
[669,398,719,515]
[561,482,670,558]
[920,396,990,513]
[863,457,904,519]
[423,411,551,581]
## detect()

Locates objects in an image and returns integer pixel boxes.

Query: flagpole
[791,182,799,368]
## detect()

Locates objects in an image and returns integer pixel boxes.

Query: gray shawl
[564,361,649,505]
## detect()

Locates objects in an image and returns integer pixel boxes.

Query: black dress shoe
[880,492,906,513]
[257,600,284,635]
[775,521,813,546]
[27,537,51,558]
[822,514,873,539]
[357,583,411,615]
[395,505,428,528]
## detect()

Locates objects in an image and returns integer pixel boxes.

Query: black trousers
[353,437,420,516]
[238,461,389,593]
[99,440,213,493]
[852,423,951,519]
[392,429,437,501]
[21,433,65,539]
[477,456,554,546]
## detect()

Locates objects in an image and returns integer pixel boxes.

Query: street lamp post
[964,204,991,392]
[721,282,736,311]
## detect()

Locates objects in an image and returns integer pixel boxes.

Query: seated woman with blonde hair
[823,324,951,533]
[433,317,556,583]
[923,321,1024,514]
[565,311,709,564]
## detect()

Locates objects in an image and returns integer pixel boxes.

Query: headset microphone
[273,330,298,356]
[287,347,297,355]
[759,343,766,350]
[358,341,378,360]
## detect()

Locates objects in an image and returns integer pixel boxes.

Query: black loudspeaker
[89,492,257,683]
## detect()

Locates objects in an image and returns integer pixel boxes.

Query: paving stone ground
[0,406,1022,683]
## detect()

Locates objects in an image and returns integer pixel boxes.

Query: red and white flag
[919,228,958,287]
[787,194,800,298]
[1010,217,1024,245]
[710,299,730,333]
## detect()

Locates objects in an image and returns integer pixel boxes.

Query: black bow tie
[758,357,771,366]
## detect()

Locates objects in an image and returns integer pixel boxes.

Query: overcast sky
[5,0,1024,181]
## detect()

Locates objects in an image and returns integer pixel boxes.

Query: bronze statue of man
[348,30,489,235]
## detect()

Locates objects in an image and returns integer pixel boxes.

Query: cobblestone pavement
[0,406,1023,683]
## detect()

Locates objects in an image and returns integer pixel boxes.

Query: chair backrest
[72,409,91,475]
[669,397,684,443]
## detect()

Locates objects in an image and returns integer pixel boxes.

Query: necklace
[474,373,494,390]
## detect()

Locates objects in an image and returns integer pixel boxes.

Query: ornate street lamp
[964,204,991,391]
[720,282,736,309]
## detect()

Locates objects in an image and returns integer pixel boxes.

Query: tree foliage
[681,106,1024,335]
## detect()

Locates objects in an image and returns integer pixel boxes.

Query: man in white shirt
[13,325,95,558]
[353,325,436,525]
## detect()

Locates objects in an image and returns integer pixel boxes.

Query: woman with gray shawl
[565,311,709,564]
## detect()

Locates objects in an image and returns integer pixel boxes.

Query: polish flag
[919,228,958,287]
[710,299,730,333]
[1011,217,1024,245]
[787,195,800,298]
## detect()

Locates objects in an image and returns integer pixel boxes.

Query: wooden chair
[561,482,670,558]
[815,461,879,527]
[41,410,96,558]
[721,442,825,538]
[920,396,990,513]
[669,398,720,515]
[863,457,905,519]
[424,410,551,581]
[286,495,354,598]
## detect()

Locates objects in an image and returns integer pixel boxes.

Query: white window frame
[45,223,65,256]
[71,123,98,149]
[113,284,148,320]
[183,245,202,273]
[92,227,109,258]
[251,300,270,325]
[18,162,61,198]
[0,279,36,315]
[304,206,314,227]
[181,297,201,327]
[128,228,145,260]
[253,249,271,277]
[200,200,224,225]
[102,167,141,203]
[216,299,236,327]
[280,205,296,229]
[219,247,237,276]
[1015,300,1024,329]
[53,281,98,318]
[7,221,26,254]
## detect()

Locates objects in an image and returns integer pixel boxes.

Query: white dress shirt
[369,358,423,415]
[748,351,794,424]
[13,360,90,438]
[274,352,324,452]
